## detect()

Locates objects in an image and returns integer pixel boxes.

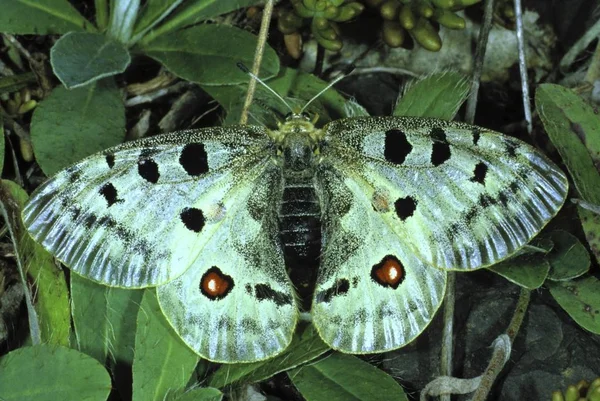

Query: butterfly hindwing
[157,165,298,362]
[323,116,568,271]
[312,167,447,353]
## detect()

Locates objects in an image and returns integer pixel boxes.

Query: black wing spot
[254,284,293,306]
[470,162,488,185]
[316,278,350,303]
[105,153,115,169]
[430,127,451,167]
[180,143,209,176]
[384,129,412,165]
[138,158,160,184]
[99,182,121,207]
[505,139,518,158]
[180,207,205,233]
[394,196,417,221]
[472,128,481,146]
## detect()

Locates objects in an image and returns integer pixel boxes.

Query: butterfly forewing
[22,126,272,288]
[323,116,568,271]
[312,167,447,353]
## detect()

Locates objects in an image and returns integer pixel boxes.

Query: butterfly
[22,109,568,363]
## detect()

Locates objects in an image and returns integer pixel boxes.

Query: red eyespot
[200,267,234,300]
[371,255,405,289]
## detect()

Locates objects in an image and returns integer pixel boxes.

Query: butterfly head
[269,113,324,172]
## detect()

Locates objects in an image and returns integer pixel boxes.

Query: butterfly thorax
[273,114,324,310]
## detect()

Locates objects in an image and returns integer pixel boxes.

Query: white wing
[322,116,568,271]
[312,167,446,353]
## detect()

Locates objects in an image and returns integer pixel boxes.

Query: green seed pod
[278,10,304,34]
[380,0,402,20]
[6,99,19,115]
[564,385,579,401]
[432,8,465,29]
[20,138,34,163]
[284,32,303,59]
[323,4,341,19]
[551,391,564,401]
[332,2,364,21]
[410,17,442,51]
[431,0,455,8]
[382,20,405,47]
[415,2,434,17]
[313,16,330,30]
[454,0,481,6]
[292,0,315,18]
[303,0,318,11]
[18,99,37,114]
[398,4,416,29]
[589,386,600,401]
[314,0,328,11]
[590,378,600,393]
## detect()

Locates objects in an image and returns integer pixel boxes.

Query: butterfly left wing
[312,167,447,353]
[322,116,568,271]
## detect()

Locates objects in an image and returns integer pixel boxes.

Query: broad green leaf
[133,290,199,401]
[535,84,600,204]
[140,24,279,86]
[71,275,143,368]
[30,79,125,176]
[289,353,408,401]
[208,325,330,388]
[0,345,111,401]
[546,230,590,281]
[0,111,4,173]
[394,72,470,119]
[3,180,70,346]
[0,0,93,34]
[547,276,600,334]
[51,32,131,89]
[138,0,265,43]
[488,240,552,290]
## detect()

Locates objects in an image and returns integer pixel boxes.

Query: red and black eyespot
[200,266,234,300]
[371,255,405,289]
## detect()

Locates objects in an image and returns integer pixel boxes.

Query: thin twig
[239,0,275,125]
[469,288,531,401]
[464,0,495,124]
[440,272,455,401]
[514,0,532,134]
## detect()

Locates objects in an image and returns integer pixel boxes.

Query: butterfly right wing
[22,126,274,288]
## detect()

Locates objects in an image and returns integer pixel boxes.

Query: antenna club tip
[237,62,250,73]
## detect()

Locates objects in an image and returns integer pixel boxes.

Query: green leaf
[133,290,199,401]
[0,0,94,34]
[547,276,600,334]
[393,72,470,119]
[167,387,222,401]
[0,111,4,173]
[546,230,590,281]
[0,345,111,401]
[208,325,330,388]
[108,0,140,43]
[30,79,126,176]
[71,275,143,367]
[138,0,266,43]
[140,24,279,86]
[488,240,553,289]
[51,32,131,89]
[4,180,70,346]
[577,207,600,266]
[288,353,408,401]
[535,84,600,204]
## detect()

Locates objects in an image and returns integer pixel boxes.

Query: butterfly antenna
[299,64,355,114]
[237,62,294,113]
